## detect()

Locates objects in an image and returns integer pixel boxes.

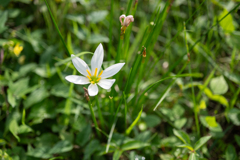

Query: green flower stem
[108,0,114,61]
[109,97,114,122]
[95,96,105,129]
[88,98,101,138]
[116,39,123,63]
[184,22,200,136]
[44,0,71,56]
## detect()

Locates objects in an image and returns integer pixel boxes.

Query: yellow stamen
[94,68,98,76]
[86,75,92,80]
[86,70,92,76]
[97,77,101,81]
[98,70,103,77]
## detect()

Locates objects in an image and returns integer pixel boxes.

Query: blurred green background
[0,0,240,159]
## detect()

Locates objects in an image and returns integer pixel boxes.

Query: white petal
[91,43,104,75]
[98,79,115,90]
[71,54,90,76]
[65,75,90,84]
[88,84,98,96]
[101,63,125,78]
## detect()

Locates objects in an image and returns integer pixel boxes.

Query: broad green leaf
[173,129,191,144]
[66,14,84,24]
[194,136,211,151]
[24,87,49,108]
[83,139,101,160]
[8,9,21,18]
[9,119,20,142]
[113,150,122,160]
[87,10,108,23]
[200,116,222,132]
[27,100,57,125]
[189,152,198,160]
[19,63,37,76]
[34,66,56,78]
[197,100,206,112]
[9,77,29,97]
[0,139,7,146]
[177,144,194,151]
[160,154,174,160]
[7,89,16,107]
[227,108,240,126]
[0,149,12,160]
[49,140,73,154]
[199,86,229,107]
[210,76,228,95]
[50,84,70,98]
[73,28,86,40]
[225,144,237,160]
[135,131,151,142]
[159,136,178,147]
[222,70,240,85]
[121,140,149,151]
[142,114,161,128]
[174,118,187,129]
[27,146,52,159]
[0,11,8,34]
[18,125,33,134]
[172,104,185,118]
[126,106,143,135]
[35,133,59,148]
[205,116,218,127]
[87,34,109,44]
[76,125,92,146]
[219,9,235,33]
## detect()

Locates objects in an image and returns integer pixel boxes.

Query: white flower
[65,44,125,96]
[119,14,134,27]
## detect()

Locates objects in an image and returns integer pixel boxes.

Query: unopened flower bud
[120,15,134,27]
[142,46,146,57]
[0,49,4,64]
[119,15,126,26]
[134,0,138,8]
[83,87,90,101]
[119,14,134,39]
[142,46,146,63]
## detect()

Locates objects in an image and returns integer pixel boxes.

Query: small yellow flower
[13,43,23,57]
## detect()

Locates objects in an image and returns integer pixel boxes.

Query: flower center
[86,68,103,84]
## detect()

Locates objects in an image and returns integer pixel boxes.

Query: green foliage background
[0,0,240,159]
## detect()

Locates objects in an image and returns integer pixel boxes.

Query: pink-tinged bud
[119,14,126,25]
[123,15,134,27]
[119,15,134,39]
[0,49,4,64]
[119,15,134,27]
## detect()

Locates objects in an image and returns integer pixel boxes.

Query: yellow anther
[86,75,92,80]
[86,70,92,76]
[94,68,98,76]
[97,77,101,81]
[98,70,103,77]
